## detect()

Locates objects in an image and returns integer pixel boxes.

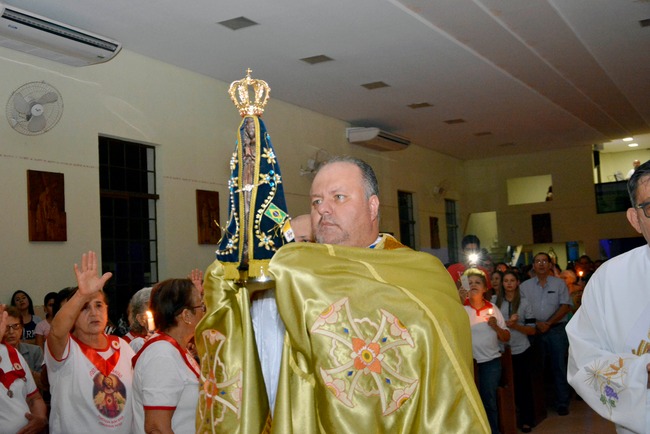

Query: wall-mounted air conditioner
[0,3,121,66]
[346,127,410,152]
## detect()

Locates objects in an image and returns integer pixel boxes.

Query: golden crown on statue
[228,68,271,117]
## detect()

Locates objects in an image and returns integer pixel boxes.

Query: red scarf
[0,343,27,391]
[464,298,494,316]
[71,334,122,377]
[132,332,200,379]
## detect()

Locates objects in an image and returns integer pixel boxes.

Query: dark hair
[52,286,93,318]
[318,155,379,199]
[496,270,522,314]
[43,291,58,319]
[491,270,504,289]
[533,252,551,263]
[627,159,650,206]
[44,292,58,305]
[461,235,481,250]
[5,306,23,324]
[149,279,195,332]
[11,290,35,315]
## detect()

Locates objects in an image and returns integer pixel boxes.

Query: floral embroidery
[198,329,243,429]
[352,338,383,374]
[311,297,418,415]
[257,234,275,250]
[258,170,282,189]
[383,309,414,346]
[261,147,276,165]
[229,150,237,171]
[585,357,627,414]
[312,298,346,328]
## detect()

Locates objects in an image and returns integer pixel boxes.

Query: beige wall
[0,47,463,307]
[1,46,642,310]
[598,150,650,182]
[463,147,640,262]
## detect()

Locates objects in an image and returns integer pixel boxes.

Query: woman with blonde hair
[462,268,510,434]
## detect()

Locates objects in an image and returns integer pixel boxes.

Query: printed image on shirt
[93,374,127,418]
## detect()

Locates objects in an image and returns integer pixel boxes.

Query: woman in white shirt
[494,270,536,433]
[462,268,510,434]
[132,278,204,434]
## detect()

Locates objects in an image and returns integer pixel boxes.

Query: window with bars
[398,191,415,249]
[98,136,158,324]
[445,199,459,263]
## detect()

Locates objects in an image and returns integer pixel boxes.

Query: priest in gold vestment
[195,68,487,432]
[268,156,489,433]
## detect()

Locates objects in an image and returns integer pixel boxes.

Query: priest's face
[310,162,379,247]
[627,175,650,246]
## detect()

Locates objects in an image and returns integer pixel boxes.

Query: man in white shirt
[625,159,641,180]
[567,159,650,434]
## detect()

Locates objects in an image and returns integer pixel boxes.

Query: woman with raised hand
[45,251,134,434]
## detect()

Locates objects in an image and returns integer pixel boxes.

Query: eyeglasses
[189,303,206,313]
[635,201,650,218]
[534,259,549,264]
[5,324,21,332]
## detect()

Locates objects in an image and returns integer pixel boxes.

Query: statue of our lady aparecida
[195,69,294,434]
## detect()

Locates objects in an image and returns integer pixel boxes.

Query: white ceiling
[4,0,650,160]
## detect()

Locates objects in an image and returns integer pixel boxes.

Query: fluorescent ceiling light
[622,137,634,141]
[628,143,639,147]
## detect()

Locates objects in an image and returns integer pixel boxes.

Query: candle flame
[146,310,155,332]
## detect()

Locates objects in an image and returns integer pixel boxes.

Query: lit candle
[488,308,493,316]
[146,310,155,332]
[578,270,584,277]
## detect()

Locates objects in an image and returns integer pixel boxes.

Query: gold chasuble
[269,235,490,433]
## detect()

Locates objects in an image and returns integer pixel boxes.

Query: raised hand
[188,268,204,295]
[0,305,8,343]
[74,251,112,297]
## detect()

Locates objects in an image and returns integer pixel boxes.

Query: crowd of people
[1,253,205,434]
[449,235,600,433]
[1,156,648,434]
[450,156,650,434]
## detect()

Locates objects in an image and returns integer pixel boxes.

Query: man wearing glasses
[520,251,572,416]
[567,159,650,434]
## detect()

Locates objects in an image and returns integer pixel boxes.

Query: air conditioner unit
[0,3,121,66]
[346,127,410,152]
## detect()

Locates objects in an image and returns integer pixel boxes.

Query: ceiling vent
[346,127,410,152]
[0,3,121,66]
